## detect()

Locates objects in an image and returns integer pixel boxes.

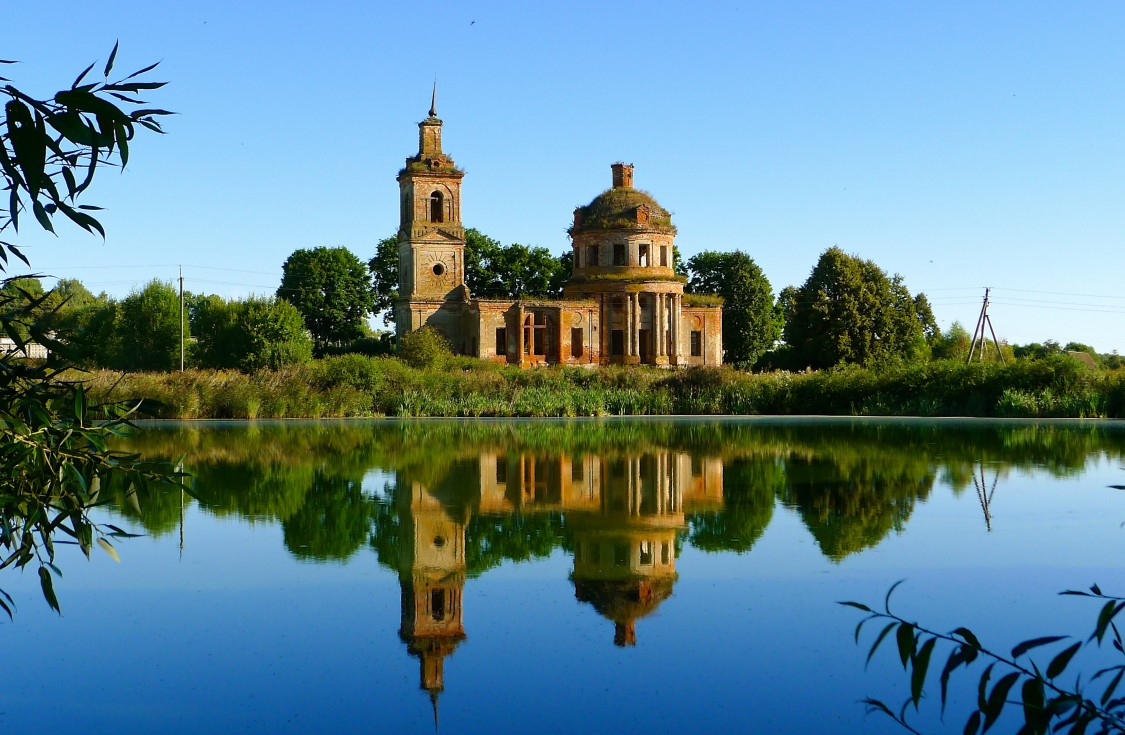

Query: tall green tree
[471,238,567,299]
[279,246,374,348]
[236,296,313,371]
[189,293,238,368]
[368,235,399,324]
[782,247,929,369]
[114,279,186,371]
[686,250,780,367]
[192,294,312,371]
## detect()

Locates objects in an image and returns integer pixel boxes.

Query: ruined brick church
[393,98,722,367]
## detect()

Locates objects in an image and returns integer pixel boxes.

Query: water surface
[3,418,1124,734]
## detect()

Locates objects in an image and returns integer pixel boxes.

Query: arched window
[430,191,444,223]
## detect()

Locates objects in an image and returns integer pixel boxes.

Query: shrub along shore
[76,353,1125,420]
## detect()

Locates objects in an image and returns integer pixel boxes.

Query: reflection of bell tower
[397,476,467,723]
[394,86,468,342]
[571,453,684,646]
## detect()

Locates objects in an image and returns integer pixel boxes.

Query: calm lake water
[3,418,1125,734]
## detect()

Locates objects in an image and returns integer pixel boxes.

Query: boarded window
[690,330,702,357]
[571,456,584,482]
[587,245,598,267]
[496,458,507,484]
[638,244,649,267]
[660,246,668,267]
[613,543,629,567]
[611,329,625,356]
[661,542,671,565]
[571,327,583,358]
[613,243,626,266]
[495,327,506,356]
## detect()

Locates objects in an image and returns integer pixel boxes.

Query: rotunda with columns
[564,163,721,366]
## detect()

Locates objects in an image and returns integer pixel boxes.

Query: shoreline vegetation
[78,353,1125,420]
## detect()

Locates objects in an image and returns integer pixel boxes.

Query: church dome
[570,164,676,235]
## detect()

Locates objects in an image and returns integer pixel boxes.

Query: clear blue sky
[8,1,1125,352]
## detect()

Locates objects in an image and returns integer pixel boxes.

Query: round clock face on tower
[420,251,455,290]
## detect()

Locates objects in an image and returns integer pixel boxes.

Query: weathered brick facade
[393,107,722,367]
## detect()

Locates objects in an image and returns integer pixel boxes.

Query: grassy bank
[74,353,1125,420]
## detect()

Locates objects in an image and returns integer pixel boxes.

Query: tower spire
[429,81,437,118]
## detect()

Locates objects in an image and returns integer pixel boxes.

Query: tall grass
[76,355,1125,420]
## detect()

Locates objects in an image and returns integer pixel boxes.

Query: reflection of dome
[574,578,675,646]
[571,176,676,234]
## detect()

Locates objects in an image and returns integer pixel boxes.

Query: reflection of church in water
[394,449,723,713]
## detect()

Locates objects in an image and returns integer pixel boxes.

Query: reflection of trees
[463,513,566,576]
[100,476,187,537]
[112,418,1125,564]
[689,457,782,553]
[282,473,375,560]
[779,454,934,561]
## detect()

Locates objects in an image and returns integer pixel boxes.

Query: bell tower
[394,87,467,340]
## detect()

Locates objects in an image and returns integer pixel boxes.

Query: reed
[74,355,1125,420]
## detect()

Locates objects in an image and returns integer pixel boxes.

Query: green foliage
[570,187,675,233]
[278,245,374,348]
[686,250,780,367]
[113,279,186,371]
[74,354,1125,420]
[782,247,930,369]
[1015,340,1063,361]
[467,233,567,298]
[0,43,170,254]
[1,47,175,613]
[370,228,572,317]
[930,322,972,362]
[235,296,313,371]
[189,293,237,368]
[0,276,45,340]
[844,583,1125,734]
[398,325,452,368]
[368,234,399,323]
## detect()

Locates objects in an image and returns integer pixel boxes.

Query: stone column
[599,295,607,363]
[670,295,680,363]
[630,293,639,358]
[515,305,524,362]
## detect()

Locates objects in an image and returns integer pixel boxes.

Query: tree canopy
[369,229,570,324]
[114,279,186,371]
[780,247,930,369]
[686,250,780,367]
[278,246,374,348]
[192,294,312,371]
[464,229,569,299]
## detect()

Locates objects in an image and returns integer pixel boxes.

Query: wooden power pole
[967,287,1005,363]
[179,266,185,372]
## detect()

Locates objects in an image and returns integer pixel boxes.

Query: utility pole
[967,287,1005,363]
[179,266,185,372]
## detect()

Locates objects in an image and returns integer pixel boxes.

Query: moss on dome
[571,187,676,234]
